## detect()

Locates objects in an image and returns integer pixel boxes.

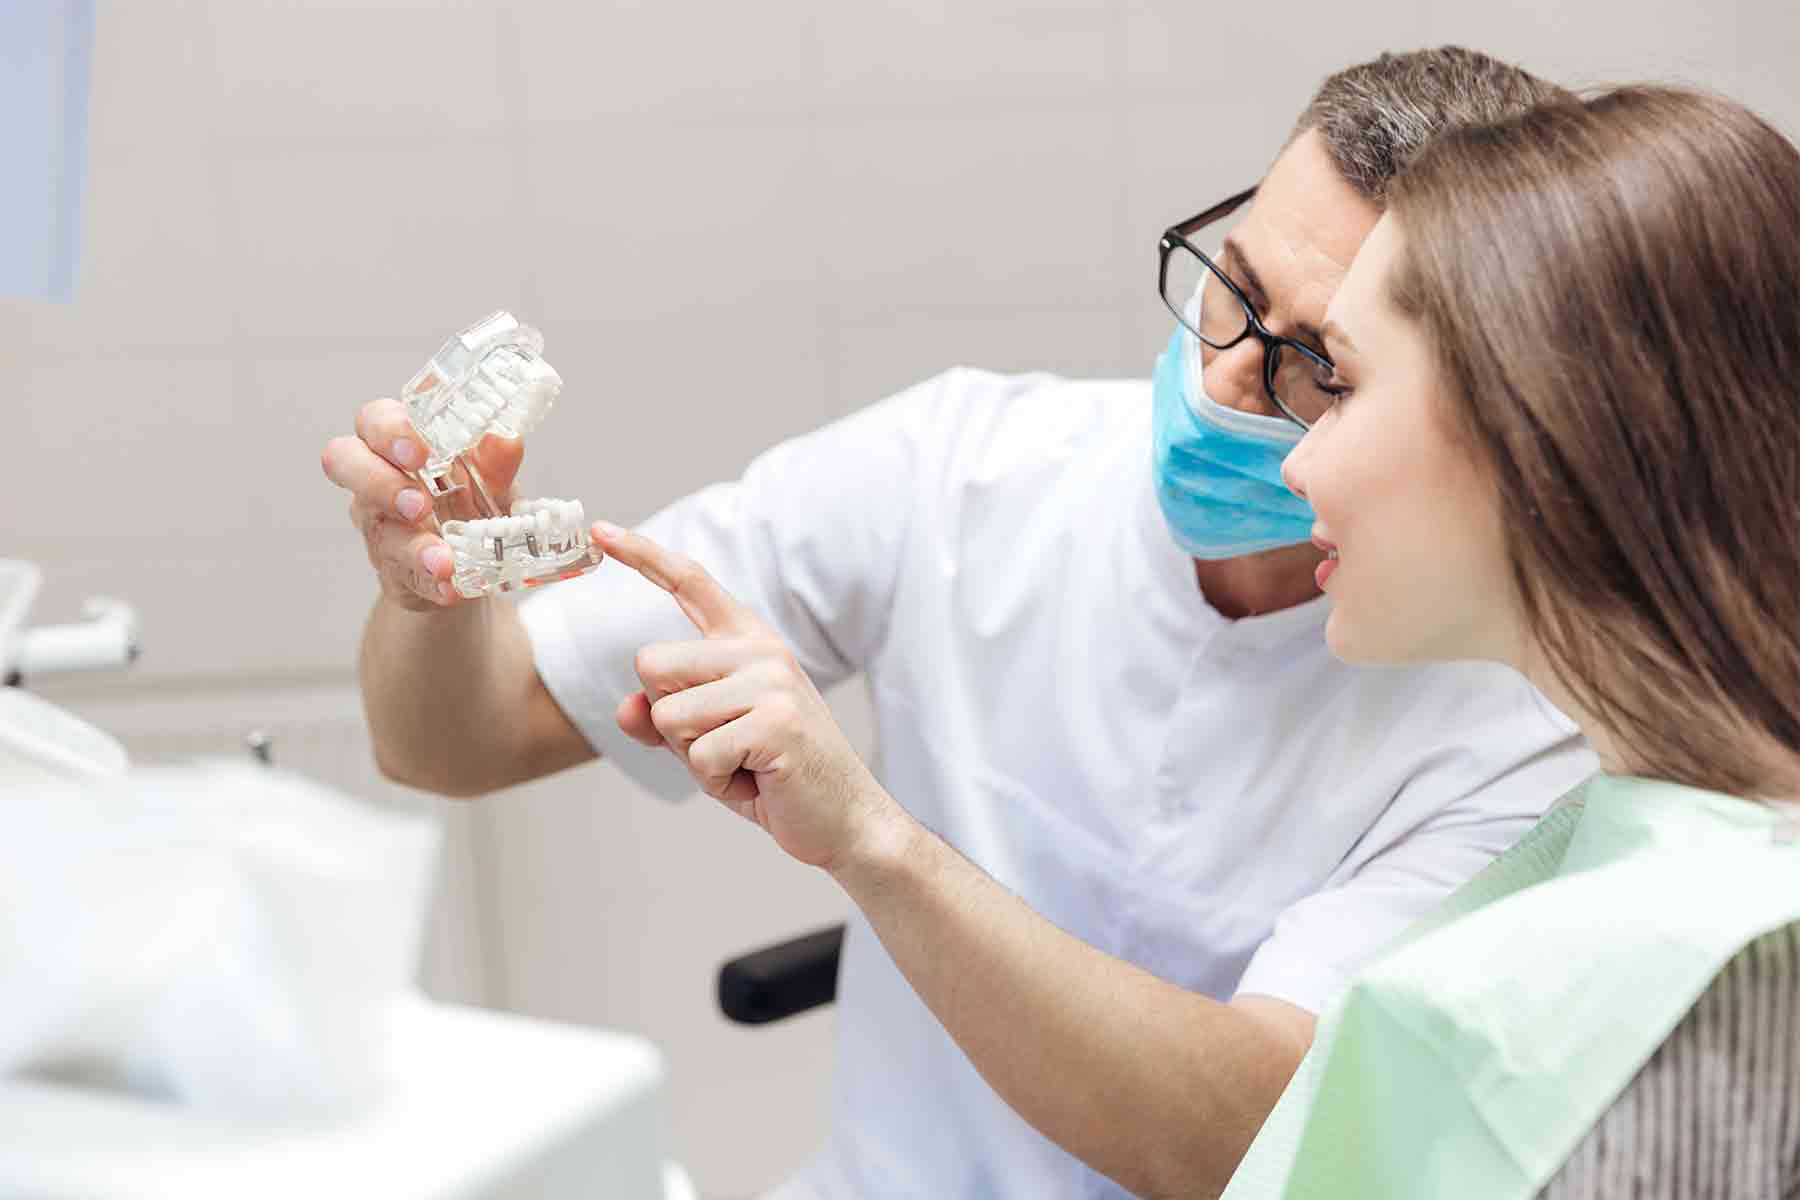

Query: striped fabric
[1541,923,1800,1198]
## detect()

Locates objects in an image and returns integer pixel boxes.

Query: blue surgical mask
[1151,325,1315,559]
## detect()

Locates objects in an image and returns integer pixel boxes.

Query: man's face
[1197,130,1381,420]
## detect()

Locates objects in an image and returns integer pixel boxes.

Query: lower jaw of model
[401,312,604,599]
[441,497,600,598]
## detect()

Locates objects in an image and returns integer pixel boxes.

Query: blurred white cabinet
[0,1000,693,1199]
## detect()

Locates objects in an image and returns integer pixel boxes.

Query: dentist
[324,47,1594,1200]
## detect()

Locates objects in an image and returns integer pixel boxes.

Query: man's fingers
[370,518,457,604]
[687,710,767,803]
[353,397,429,475]
[719,771,761,822]
[615,691,664,748]
[325,434,434,526]
[632,637,780,698]
[648,675,758,751]
[592,523,760,637]
[466,432,525,491]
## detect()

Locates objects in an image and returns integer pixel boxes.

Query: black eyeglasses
[1158,186,1336,429]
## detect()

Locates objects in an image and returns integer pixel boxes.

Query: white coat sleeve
[1234,673,1599,1015]
[516,381,937,802]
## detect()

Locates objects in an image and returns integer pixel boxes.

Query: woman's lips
[1311,532,1339,589]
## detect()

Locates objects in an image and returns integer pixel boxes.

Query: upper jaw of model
[400,312,601,598]
[402,311,562,498]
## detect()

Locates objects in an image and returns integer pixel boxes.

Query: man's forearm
[359,595,588,796]
[831,813,1313,1200]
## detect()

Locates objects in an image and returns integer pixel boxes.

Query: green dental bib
[1224,773,1800,1200]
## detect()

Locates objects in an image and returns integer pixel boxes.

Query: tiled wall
[12,2,1794,1192]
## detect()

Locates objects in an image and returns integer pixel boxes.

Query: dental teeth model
[400,311,601,598]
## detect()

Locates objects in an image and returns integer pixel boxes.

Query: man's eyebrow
[1222,235,1327,350]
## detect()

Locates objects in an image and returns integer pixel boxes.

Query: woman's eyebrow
[1224,236,1326,349]
[1321,319,1357,356]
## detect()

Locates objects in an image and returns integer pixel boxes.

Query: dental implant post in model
[400,311,602,598]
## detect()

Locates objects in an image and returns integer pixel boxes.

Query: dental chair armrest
[717,924,844,1025]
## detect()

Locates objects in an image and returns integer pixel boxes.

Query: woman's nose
[1281,428,1315,500]
[1198,339,1268,416]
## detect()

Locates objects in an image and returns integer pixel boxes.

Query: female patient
[595,85,1800,1197]
[1232,85,1800,1198]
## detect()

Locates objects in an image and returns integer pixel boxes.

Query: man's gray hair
[1293,47,1570,204]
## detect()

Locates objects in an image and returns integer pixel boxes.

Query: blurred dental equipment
[0,761,694,1199]
[1,0,93,302]
[0,997,692,1199]
[402,311,602,598]
[1,560,140,685]
[0,561,693,1197]
[0,763,441,1112]
[0,559,133,782]
[0,585,694,1199]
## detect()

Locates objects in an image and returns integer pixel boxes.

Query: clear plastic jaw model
[401,312,601,598]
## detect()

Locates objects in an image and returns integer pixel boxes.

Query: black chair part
[718,923,845,1025]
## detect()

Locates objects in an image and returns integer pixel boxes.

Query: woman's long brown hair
[1390,87,1800,798]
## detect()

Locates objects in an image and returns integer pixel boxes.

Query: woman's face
[1280,214,1523,668]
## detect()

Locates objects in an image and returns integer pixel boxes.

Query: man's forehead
[1229,131,1381,318]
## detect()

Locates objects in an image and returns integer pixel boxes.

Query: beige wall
[11,1,1796,1192]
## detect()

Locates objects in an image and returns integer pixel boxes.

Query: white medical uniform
[519,368,1596,1199]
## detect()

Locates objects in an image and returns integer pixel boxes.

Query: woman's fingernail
[594,520,625,540]
[439,581,458,603]
[396,488,426,521]
[422,543,452,575]
[391,438,420,468]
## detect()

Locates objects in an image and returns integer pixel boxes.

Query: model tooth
[485,354,524,386]
[510,499,530,518]
[569,500,585,531]
[535,509,553,537]
[441,412,475,451]
[467,376,505,418]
